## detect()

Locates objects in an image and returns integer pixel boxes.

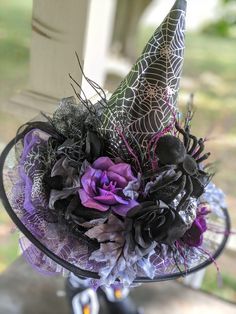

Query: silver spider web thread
[100,0,186,162]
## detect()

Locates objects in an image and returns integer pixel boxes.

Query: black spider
[148,122,210,210]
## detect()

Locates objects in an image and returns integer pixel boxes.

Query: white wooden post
[82,0,117,98]
[9,0,90,116]
[8,0,116,117]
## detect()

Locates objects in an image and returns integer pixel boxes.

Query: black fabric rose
[54,195,108,223]
[144,168,182,205]
[126,201,188,250]
[53,194,108,249]
[44,129,104,206]
[55,130,103,166]
[46,192,107,249]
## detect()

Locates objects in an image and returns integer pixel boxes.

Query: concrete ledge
[0,257,69,314]
[0,256,235,314]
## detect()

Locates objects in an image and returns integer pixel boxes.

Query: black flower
[126,201,188,249]
[54,130,104,167]
[54,194,109,224]
[44,129,104,207]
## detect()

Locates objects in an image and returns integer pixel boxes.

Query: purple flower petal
[81,167,101,195]
[113,194,129,205]
[108,163,136,181]
[79,189,109,211]
[181,215,207,247]
[197,216,207,233]
[107,171,128,188]
[95,188,126,205]
[79,156,139,215]
[94,193,117,205]
[97,188,113,197]
[92,157,114,170]
[100,171,109,185]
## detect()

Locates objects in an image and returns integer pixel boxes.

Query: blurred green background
[0,0,32,272]
[0,0,235,303]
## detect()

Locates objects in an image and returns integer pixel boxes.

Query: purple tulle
[20,129,50,214]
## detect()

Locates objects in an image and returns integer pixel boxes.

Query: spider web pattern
[6,145,105,277]
[23,131,57,214]
[101,0,186,161]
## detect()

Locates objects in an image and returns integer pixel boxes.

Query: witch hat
[0,0,230,287]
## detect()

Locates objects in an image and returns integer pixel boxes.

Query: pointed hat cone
[101,0,187,161]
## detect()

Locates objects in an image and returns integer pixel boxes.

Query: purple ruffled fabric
[20,129,50,215]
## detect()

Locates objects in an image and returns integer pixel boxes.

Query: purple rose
[79,157,139,216]
[181,208,208,247]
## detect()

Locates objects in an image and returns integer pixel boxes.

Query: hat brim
[0,136,230,282]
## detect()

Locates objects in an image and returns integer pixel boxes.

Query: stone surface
[0,256,235,314]
[133,282,236,314]
[0,257,69,314]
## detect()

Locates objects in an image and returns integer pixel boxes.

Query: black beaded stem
[0,135,231,282]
